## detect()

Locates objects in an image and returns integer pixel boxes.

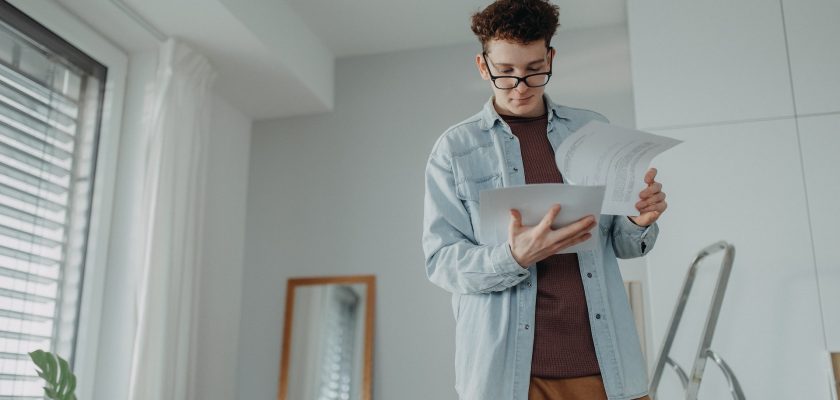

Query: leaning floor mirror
[278,275,376,400]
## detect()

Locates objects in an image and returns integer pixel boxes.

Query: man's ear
[476,54,489,80]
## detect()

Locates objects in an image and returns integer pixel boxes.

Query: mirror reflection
[280,277,375,400]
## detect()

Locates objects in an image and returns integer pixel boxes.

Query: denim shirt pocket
[451,146,502,242]
[455,173,501,239]
[451,142,501,197]
[454,173,502,202]
[451,143,502,203]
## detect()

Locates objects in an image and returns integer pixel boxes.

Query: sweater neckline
[499,112,548,123]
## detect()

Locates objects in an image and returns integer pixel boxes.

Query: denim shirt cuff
[492,242,531,279]
[618,216,659,255]
[621,215,654,239]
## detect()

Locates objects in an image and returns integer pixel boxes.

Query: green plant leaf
[29,350,77,400]
[45,352,58,386]
[29,350,47,373]
[66,371,77,398]
[30,351,51,386]
[57,356,71,396]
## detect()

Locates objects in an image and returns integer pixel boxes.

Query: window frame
[2,1,128,398]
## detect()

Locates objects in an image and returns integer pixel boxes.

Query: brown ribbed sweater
[500,111,601,379]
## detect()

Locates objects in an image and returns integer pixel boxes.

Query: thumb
[631,212,652,227]
[509,208,522,232]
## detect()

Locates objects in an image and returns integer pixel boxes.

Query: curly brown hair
[470,0,560,53]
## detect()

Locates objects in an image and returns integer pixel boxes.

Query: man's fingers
[639,182,662,199]
[538,204,562,230]
[641,200,668,214]
[645,168,658,184]
[550,230,593,253]
[549,214,596,242]
[636,192,666,209]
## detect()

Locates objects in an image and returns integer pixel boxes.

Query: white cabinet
[644,119,828,400]
[799,114,840,350]
[781,0,840,115]
[628,0,794,129]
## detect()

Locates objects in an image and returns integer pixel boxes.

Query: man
[421,1,667,399]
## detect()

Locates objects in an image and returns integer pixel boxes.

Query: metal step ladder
[648,241,745,400]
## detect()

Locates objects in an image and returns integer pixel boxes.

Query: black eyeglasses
[482,47,553,89]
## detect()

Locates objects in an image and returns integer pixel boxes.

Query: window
[0,1,107,397]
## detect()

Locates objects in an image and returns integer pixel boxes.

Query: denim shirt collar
[477,93,571,131]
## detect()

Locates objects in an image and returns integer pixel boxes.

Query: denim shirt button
[595,314,602,320]
[513,167,519,172]
[587,272,593,278]
[524,324,530,330]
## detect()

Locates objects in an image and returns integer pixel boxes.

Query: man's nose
[514,81,529,94]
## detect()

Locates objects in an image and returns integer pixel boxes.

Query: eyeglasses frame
[481,47,554,90]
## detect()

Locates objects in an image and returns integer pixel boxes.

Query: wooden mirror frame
[277,275,376,400]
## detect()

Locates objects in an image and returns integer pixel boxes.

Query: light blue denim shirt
[422,93,659,400]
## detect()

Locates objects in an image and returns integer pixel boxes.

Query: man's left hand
[629,168,667,227]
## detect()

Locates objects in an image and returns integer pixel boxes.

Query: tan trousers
[528,375,651,400]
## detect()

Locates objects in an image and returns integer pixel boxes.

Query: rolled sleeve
[611,215,659,259]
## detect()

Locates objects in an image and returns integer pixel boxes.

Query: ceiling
[285,0,627,58]
[49,0,626,121]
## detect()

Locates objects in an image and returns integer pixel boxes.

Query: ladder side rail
[684,243,736,400]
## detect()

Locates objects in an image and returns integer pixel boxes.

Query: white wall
[194,95,252,399]
[782,0,840,356]
[94,51,252,399]
[628,0,840,398]
[799,115,840,352]
[238,24,644,399]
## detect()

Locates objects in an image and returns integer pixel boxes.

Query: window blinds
[0,3,106,398]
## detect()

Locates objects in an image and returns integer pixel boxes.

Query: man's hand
[508,204,596,268]
[629,168,668,227]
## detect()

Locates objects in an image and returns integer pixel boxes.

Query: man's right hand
[507,203,596,268]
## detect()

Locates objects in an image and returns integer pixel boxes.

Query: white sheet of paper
[478,184,605,254]
[554,120,682,216]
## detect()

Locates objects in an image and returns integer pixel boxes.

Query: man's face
[476,39,554,117]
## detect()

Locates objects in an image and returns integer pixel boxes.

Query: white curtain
[127,38,216,400]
